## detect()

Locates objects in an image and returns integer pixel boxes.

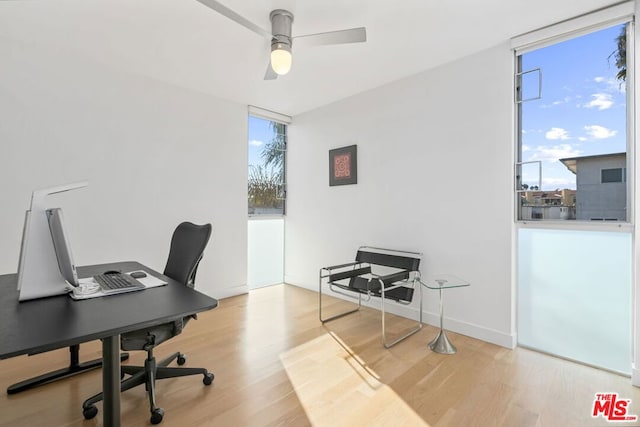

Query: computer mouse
[130,271,147,279]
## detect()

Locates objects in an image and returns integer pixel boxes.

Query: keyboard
[93,273,145,294]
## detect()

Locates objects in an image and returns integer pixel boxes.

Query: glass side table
[420,274,470,354]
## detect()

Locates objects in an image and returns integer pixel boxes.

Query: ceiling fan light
[270,43,292,75]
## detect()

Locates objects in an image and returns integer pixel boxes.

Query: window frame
[247,106,291,217]
[512,4,635,228]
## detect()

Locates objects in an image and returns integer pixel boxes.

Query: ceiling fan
[195,0,367,80]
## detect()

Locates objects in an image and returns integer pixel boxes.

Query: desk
[0,261,218,427]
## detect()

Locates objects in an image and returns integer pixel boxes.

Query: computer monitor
[46,208,80,287]
[16,181,88,301]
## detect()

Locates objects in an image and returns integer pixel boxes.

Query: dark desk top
[0,261,219,359]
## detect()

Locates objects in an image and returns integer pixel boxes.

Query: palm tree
[248,165,282,210]
[260,122,286,181]
[611,23,628,82]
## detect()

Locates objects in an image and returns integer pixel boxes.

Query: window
[248,111,288,215]
[601,168,624,183]
[514,4,635,374]
[514,16,633,222]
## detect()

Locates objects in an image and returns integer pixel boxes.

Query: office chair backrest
[163,222,212,288]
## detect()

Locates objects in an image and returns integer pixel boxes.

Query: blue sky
[248,115,274,169]
[521,23,627,190]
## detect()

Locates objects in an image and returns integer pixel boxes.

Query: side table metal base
[421,274,469,355]
[429,329,457,354]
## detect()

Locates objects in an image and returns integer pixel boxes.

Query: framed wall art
[329,145,357,186]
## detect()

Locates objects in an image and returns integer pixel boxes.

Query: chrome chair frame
[319,246,423,348]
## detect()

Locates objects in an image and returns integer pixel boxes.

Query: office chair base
[82,351,214,423]
[203,372,214,385]
[83,404,98,420]
[151,408,164,425]
[7,345,129,395]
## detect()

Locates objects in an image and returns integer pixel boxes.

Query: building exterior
[520,189,576,220]
[560,153,626,221]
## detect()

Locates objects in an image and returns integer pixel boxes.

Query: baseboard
[213,284,248,300]
[379,299,515,349]
[420,310,517,349]
[291,281,516,349]
[632,366,640,387]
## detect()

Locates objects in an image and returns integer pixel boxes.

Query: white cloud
[545,127,570,140]
[584,93,613,110]
[249,139,264,147]
[584,125,617,139]
[594,76,625,93]
[541,97,572,108]
[522,128,544,135]
[528,144,581,162]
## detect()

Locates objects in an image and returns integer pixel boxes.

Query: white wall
[285,43,516,347]
[0,37,248,299]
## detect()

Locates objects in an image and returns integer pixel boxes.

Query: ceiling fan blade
[294,27,366,47]
[264,61,278,80]
[195,0,272,38]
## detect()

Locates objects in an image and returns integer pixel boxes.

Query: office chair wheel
[177,354,186,365]
[150,408,164,425]
[203,372,214,385]
[83,404,98,420]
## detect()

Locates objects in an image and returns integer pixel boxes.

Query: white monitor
[16,181,88,301]
[46,208,80,287]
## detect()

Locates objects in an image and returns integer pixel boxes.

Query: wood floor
[1,284,639,426]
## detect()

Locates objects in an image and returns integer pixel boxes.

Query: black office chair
[82,222,214,425]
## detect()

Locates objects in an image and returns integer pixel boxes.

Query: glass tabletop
[420,274,470,289]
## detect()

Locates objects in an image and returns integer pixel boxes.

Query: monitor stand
[17,181,89,301]
[9,181,129,393]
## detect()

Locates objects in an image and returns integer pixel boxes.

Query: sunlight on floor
[280,332,430,426]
